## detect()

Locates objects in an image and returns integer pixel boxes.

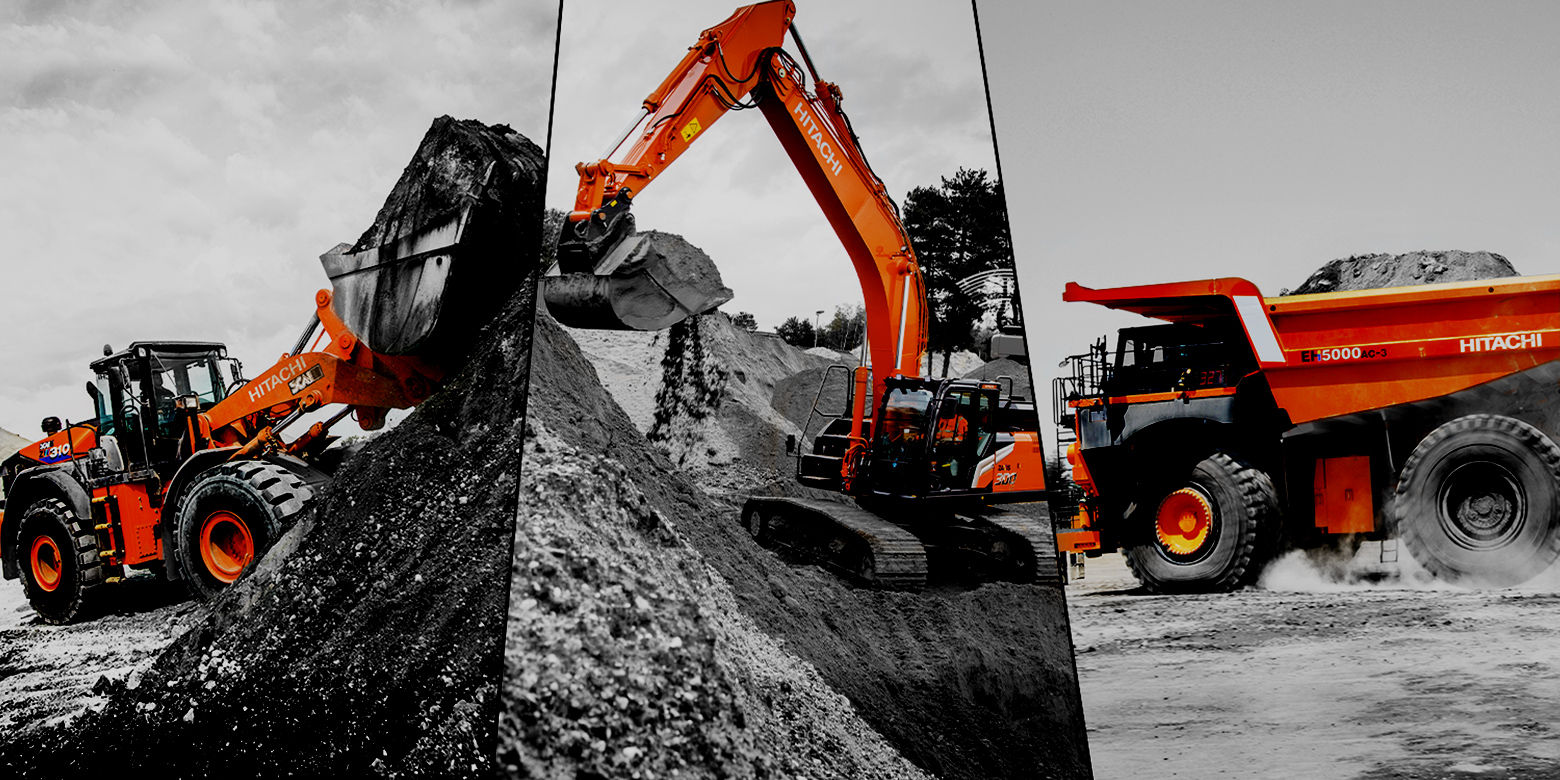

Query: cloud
[0,1,558,432]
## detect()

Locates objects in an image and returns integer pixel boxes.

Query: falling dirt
[1287,250,1518,295]
[1071,551,1560,779]
[507,309,1091,779]
[648,317,730,466]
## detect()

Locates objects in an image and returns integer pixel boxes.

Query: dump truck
[0,119,537,622]
[1053,273,1560,591]
[546,1,1056,588]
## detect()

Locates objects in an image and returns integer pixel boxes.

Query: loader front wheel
[17,498,105,624]
[1124,452,1278,593]
[1396,415,1560,586]
[174,462,312,600]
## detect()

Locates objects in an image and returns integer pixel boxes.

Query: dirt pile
[508,310,1091,778]
[0,119,545,777]
[1288,250,1518,295]
[964,357,1034,401]
[0,426,29,460]
[566,306,832,471]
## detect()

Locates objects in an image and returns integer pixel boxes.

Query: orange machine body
[0,288,449,581]
[569,0,928,408]
[1057,272,1560,550]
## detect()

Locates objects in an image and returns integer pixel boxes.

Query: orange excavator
[545,1,1055,587]
[0,120,536,622]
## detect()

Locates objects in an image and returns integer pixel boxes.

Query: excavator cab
[863,377,1000,497]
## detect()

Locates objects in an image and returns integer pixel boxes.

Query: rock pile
[1288,250,1518,295]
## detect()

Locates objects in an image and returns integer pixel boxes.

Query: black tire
[16,498,105,624]
[1123,452,1278,593]
[173,461,312,600]
[1395,414,1560,586]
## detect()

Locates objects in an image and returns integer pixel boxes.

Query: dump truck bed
[1065,274,1560,425]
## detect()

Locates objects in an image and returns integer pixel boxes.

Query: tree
[776,316,814,348]
[540,207,568,269]
[730,311,758,331]
[817,304,865,352]
[902,168,1015,376]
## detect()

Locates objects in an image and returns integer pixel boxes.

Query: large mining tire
[1123,452,1278,593]
[1395,414,1560,586]
[173,462,313,600]
[16,497,105,624]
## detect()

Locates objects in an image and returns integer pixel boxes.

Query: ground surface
[1071,549,1560,780]
[0,578,188,732]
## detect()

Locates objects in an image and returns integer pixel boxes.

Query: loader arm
[559,0,929,394]
[196,288,445,458]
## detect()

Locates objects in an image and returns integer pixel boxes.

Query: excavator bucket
[543,229,734,331]
[321,116,544,367]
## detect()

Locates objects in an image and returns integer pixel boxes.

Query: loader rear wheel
[1395,415,1560,586]
[174,462,312,600]
[17,498,105,624]
[1124,452,1277,593]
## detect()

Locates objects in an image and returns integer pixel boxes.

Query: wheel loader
[1054,273,1560,591]
[544,1,1057,588]
[0,119,536,622]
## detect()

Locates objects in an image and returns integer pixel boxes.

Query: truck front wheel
[1124,452,1278,593]
[1395,414,1560,586]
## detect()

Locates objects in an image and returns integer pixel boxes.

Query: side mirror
[86,381,100,401]
[41,416,62,436]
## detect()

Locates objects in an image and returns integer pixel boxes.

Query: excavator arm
[551,0,928,390]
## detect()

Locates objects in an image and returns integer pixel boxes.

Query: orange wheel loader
[544,1,1057,588]
[1055,273,1560,591]
[0,123,535,623]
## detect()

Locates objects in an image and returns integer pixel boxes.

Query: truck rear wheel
[17,498,105,624]
[173,462,313,600]
[1124,452,1277,593]
[1395,415,1560,586]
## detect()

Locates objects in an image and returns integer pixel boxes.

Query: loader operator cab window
[141,349,228,439]
[90,374,117,436]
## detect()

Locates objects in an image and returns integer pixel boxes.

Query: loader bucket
[321,116,544,366]
[542,230,734,331]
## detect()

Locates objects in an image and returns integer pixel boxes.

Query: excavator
[545,1,1056,588]
[0,119,537,623]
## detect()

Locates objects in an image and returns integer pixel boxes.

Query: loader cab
[89,341,238,472]
[867,377,1000,497]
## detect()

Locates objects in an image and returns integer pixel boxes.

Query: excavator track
[952,506,1061,585]
[741,497,927,589]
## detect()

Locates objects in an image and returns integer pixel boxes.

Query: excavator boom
[548,0,928,390]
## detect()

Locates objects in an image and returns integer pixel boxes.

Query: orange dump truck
[1053,274,1560,591]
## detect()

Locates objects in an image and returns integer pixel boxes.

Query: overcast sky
[0,0,558,436]
[547,0,997,333]
[981,0,1560,437]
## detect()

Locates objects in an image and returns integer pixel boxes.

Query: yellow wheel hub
[1156,488,1213,556]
